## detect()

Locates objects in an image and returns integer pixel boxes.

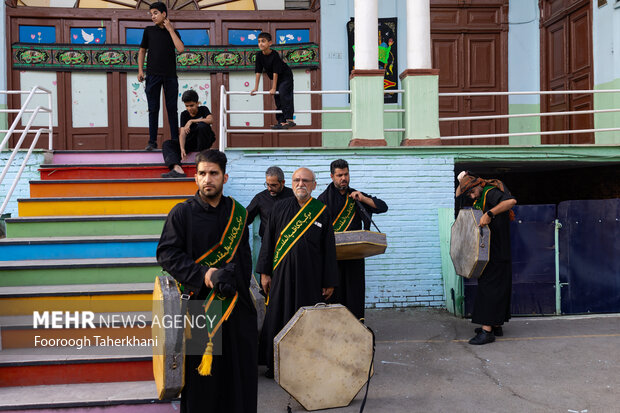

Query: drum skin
[334,230,387,260]
[449,208,490,279]
[274,304,373,411]
[152,275,185,400]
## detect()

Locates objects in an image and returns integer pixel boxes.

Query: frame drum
[334,230,387,260]
[450,208,490,279]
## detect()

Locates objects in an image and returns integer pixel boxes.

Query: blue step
[0,236,159,261]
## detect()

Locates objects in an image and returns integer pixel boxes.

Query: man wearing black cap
[456,172,517,345]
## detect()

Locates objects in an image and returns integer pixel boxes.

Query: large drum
[450,208,490,279]
[274,304,373,411]
[334,230,387,260]
[152,275,186,400]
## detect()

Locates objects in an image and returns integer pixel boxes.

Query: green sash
[195,197,247,347]
[332,195,356,232]
[473,186,494,212]
[273,197,326,271]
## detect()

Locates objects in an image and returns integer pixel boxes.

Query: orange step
[29,179,196,198]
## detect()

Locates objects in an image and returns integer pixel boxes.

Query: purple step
[52,151,197,165]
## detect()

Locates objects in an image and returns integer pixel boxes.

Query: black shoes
[161,170,186,178]
[475,326,503,337]
[468,329,495,345]
[271,121,296,130]
[145,142,157,151]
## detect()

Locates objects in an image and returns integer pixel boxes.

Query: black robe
[246,186,294,239]
[156,193,257,413]
[255,197,339,369]
[471,187,514,326]
[317,183,388,320]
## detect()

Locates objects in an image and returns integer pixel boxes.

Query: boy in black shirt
[138,2,185,151]
[161,90,215,178]
[250,32,296,129]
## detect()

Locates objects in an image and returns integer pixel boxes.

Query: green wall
[322,107,404,147]
[594,79,620,145]
[508,104,541,146]
[0,103,7,133]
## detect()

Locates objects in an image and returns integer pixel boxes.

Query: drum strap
[358,325,376,413]
[272,197,326,271]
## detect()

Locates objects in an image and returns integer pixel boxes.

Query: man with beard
[156,149,257,412]
[456,172,517,345]
[317,159,388,321]
[256,167,338,378]
[246,166,294,240]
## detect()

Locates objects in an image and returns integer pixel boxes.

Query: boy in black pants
[250,32,295,129]
[138,1,185,151]
[161,90,215,178]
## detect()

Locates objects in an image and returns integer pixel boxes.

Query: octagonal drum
[450,208,490,279]
[274,304,373,411]
[334,230,387,260]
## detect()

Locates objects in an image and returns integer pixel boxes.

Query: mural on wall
[19,26,56,43]
[228,30,261,45]
[70,28,106,44]
[127,73,163,128]
[275,29,310,44]
[178,29,210,46]
[71,73,107,127]
[12,43,319,72]
[347,18,398,104]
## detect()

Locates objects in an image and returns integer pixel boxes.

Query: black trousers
[145,74,179,144]
[162,123,215,169]
[274,76,294,123]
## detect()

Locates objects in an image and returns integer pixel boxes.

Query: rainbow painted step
[5,215,166,238]
[17,195,191,217]
[29,179,195,198]
[51,150,197,165]
[0,235,159,261]
[39,164,198,180]
[0,257,159,287]
[0,381,178,411]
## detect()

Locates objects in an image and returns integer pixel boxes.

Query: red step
[39,164,197,180]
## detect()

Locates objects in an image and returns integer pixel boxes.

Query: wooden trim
[349,69,385,79]
[399,69,440,80]
[348,138,387,147]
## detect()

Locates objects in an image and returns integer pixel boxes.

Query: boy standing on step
[161,90,215,178]
[138,1,184,151]
[250,32,296,130]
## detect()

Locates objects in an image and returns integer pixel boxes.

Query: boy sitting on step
[161,90,215,178]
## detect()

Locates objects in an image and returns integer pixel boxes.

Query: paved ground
[258,308,620,413]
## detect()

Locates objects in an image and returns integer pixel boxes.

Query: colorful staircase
[0,151,196,411]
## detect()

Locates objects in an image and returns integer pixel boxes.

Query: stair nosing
[0,282,154,298]
[0,257,158,270]
[0,235,160,244]
[30,178,194,184]
[6,214,167,223]
[18,195,192,202]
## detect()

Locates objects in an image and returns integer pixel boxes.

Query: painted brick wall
[0,151,45,217]
[224,149,455,309]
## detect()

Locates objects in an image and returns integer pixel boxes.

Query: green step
[0,258,160,287]
[6,215,166,238]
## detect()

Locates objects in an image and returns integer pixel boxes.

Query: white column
[354,0,378,70]
[407,0,432,69]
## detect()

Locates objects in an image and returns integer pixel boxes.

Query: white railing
[437,89,620,141]
[0,86,53,216]
[218,87,409,150]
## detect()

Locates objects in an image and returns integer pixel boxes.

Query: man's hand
[204,267,218,288]
[250,88,258,96]
[322,287,334,300]
[349,191,365,202]
[163,18,175,32]
[261,274,271,295]
[137,71,145,82]
[269,88,277,95]
[479,212,492,227]
[183,120,192,135]
[180,147,187,160]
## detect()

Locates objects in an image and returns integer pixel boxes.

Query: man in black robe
[456,172,517,345]
[156,149,257,412]
[246,166,294,240]
[317,159,388,320]
[256,167,339,378]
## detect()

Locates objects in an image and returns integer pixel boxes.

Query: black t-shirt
[140,25,181,77]
[180,106,211,127]
[255,50,293,82]
[483,188,515,262]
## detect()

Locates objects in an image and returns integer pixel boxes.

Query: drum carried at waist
[334,230,387,260]
[152,274,186,400]
[450,208,490,279]
[274,304,374,411]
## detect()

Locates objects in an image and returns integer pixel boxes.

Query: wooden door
[540,0,593,144]
[431,1,509,145]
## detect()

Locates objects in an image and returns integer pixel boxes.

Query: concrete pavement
[258,308,620,413]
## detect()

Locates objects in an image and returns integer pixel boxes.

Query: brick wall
[224,150,455,309]
[0,151,45,217]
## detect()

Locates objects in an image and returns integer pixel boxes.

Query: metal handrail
[0,86,53,215]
